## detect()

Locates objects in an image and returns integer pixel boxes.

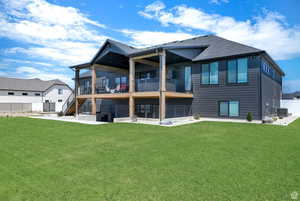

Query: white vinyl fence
[281,99,300,116]
[0,103,32,113]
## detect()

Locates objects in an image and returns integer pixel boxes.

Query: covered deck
[71,40,199,121]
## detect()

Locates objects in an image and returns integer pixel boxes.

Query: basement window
[22,93,28,96]
[8,92,14,95]
[219,101,240,117]
[35,93,41,96]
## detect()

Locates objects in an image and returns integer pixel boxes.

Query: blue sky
[0,0,299,92]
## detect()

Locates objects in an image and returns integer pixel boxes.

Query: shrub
[246,112,253,122]
[57,111,64,117]
[193,113,201,120]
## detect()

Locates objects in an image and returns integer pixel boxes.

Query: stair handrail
[62,93,75,114]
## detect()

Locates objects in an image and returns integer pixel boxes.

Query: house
[0,77,72,113]
[282,91,300,100]
[67,35,284,122]
[281,91,300,116]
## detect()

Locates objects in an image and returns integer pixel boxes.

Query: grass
[0,117,299,201]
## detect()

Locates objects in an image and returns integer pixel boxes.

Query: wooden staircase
[62,93,86,115]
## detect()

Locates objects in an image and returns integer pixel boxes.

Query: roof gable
[0,77,68,92]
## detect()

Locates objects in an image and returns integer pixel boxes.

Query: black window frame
[22,92,28,96]
[58,89,63,95]
[8,92,14,95]
[218,100,240,117]
[227,57,248,84]
[201,62,219,85]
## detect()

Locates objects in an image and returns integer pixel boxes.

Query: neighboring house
[281,91,300,116]
[0,77,72,113]
[67,35,284,121]
[282,91,300,100]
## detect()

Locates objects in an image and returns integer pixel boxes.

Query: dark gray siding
[191,55,262,120]
[261,57,282,118]
[101,99,129,118]
[166,98,192,118]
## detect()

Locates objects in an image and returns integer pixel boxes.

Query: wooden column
[129,58,135,119]
[129,58,135,93]
[75,69,80,116]
[159,50,166,121]
[129,96,135,118]
[91,65,97,115]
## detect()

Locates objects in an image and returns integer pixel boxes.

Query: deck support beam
[91,65,97,115]
[75,69,80,116]
[159,50,166,122]
[134,59,159,67]
[129,58,135,120]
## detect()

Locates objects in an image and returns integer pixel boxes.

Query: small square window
[8,92,14,95]
[22,92,28,96]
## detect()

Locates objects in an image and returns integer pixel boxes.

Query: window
[8,92,14,95]
[35,93,40,96]
[58,99,63,102]
[136,71,155,80]
[228,58,248,83]
[219,102,229,116]
[219,101,240,117]
[184,66,192,91]
[22,92,28,96]
[121,76,127,84]
[58,89,63,95]
[229,101,239,117]
[201,62,219,84]
[262,60,282,84]
[115,77,121,86]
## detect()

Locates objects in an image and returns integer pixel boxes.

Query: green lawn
[0,117,299,201]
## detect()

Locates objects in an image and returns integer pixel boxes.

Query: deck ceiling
[94,49,196,70]
[95,52,129,69]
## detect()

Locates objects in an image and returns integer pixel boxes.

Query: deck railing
[62,93,75,115]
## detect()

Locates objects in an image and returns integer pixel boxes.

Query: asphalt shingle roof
[72,34,284,75]
[0,77,68,91]
[115,35,263,60]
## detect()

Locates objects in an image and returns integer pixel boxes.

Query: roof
[282,91,300,100]
[129,35,262,59]
[0,77,69,92]
[71,34,284,75]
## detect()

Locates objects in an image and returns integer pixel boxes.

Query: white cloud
[0,71,7,76]
[121,29,195,47]
[139,1,300,60]
[16,66,41,74]
[6,41,99,65]
[138,1,165,19]
[0,0,106,65]
[210,0,229,5]
[2,58,53,67]
[15,66,72,86]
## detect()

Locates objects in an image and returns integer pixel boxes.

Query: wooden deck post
[91,65,97,115]
[75,69,80,116]
[159,50,166,122]
[129,58,135,119]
